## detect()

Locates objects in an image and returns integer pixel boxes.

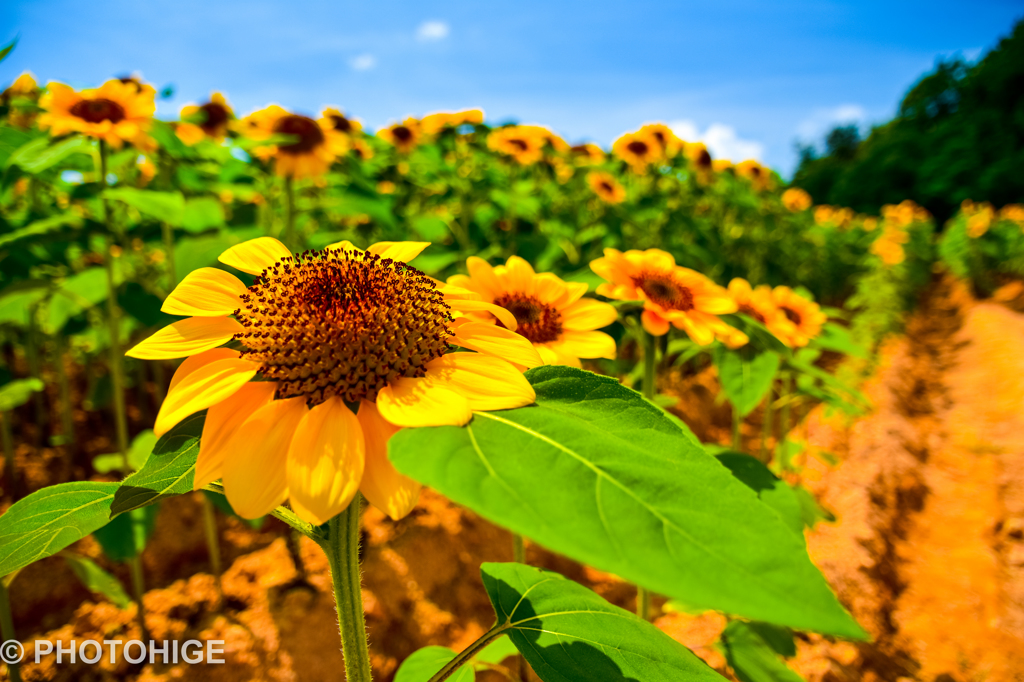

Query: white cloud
[667,120,764,163]
[796,104,866,142]
[350,54,376,71]
[417,20,450,41]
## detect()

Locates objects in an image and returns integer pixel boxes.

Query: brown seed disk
[492,292,562,344]
[634,271,695,312]
[235,248,453,405]
[70,98,126,124]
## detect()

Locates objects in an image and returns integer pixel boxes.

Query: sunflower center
[199,102,229,133]
[492,293,563,344]
[635,272,694,311]
[738,304,765,324]
[627,140,649,156]
[274,114,324,154]
[696,149,712,169]
[508,138,529,152]
[599,181,613,193]
[330,114,353,133]
[70,98,126,124]
[234,248,453,405]
[782,307,802,325]
[392,126,413,142]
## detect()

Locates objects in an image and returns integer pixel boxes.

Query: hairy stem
[324,497,373,682]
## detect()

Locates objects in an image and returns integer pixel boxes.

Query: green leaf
[0,36,17,63]
[721,621,804,682]
[812,323,868,359]
[0,213,84,249]
[181,196,225,233]
[481,562,725,681]
[104,188,185,226]
[92,505,158,562]
[6,135,94,174]
[0,283,48,327]
[394,646,473,682]
[390,366,865,638]
[747,622,796,658]
[0,378,44,411]
[62,553,131,608]
[716,453,804,539]
[0,481,119,577]
[109,412,204,516]
[714,348,780,417]
[472,635,518,666]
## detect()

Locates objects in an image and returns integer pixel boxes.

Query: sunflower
[38,79,155,149]
[176,92,234,145]
[612,130,664,171]
[378,118,422,154]
[568,143,605,165]
[591,248,740,344]
[126,238,542,524]
[487,126,547,165]
[2,72,41,128]
[446,256,616,366]
[239,105,349,179]
[735,159,772,191]
[420,109,485,135]
[712,159,733,173]
[769,287,826,348]
[321,107,363,135]
[782,188,812,212]
[638,123,682,157]
[586,171,626,204]
[728,278,781,327]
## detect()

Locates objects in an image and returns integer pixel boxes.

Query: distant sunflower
[612,130,663,171]
[712,159,733,173]
[586,171,626,204]
[638,123,682,157]
[378,118,422,153]
[322,107,363,135]
[240,105,349,179]
[39,79,155,149]
[420,109,484,135]
[351,138,374,161]
[568,143,605,165]
[782,187,812,212]
[176,92,234,145]
[591,248,740,344]
[769,287,826,347]
[735,159,773,191]
[447,256,617,366]
[683,142,714,182]
[728,278,781,327]
[1,72,41,128]
[487,125,547,165]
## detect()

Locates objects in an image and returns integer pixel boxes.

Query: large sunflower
[378,118,422,154]
[126,238,541,524]
[612,130,664,171]
[38,79,155,149]
[591,248,739,344]
[447,256,617,366]
[586,171,626,204]
[176,92,234,146]
[239,105,349,179]
[769,286,826,348]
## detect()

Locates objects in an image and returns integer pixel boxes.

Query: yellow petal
[194,381,278,490]
[548,330,617,360]
[424,354,535,411]
[367,241,430,263]
[642,310,670,336]
[561,298,618,331]
[450,321,543,368]
[357,400,420,520]
[161,267,247,317]
[126,317,242,359]
[324,239,363,254]
[167,348,239,393]
[286,398,365,525]
[377,376,472,428]
[222,397,307,519]
[502,256,536,293]
[155,357,258,436]
[465,256,502,300]
[447,298,518,331]
[218,237,291,275]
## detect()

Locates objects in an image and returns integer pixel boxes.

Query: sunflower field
[1,52,1024,682]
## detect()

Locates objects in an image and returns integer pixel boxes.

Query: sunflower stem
[0,578,21,682]
[128,555,148,640]
[53,334,75,480]
[731,408,742,451]
[283,175,297,252]
[1,411,15,500]
[512,533,526,564]
[637,329,658,620]
[200,493,224,601]
[759,385,775,463]
[162,221,177,290]
[779,372,792,465]
[426,624,507,682]
[324,496,373,682]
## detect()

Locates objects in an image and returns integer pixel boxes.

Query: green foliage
[61,552,131,608]
[110,412,203,515]
[394,647,474,682]
[721,620,804,682]
[715,453,804,538]
[0,377,43,410]
[713,348,781,417]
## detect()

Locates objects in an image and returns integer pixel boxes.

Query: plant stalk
[0,579,21,682]
[759,386,775,463]
[427,624,507,682]
[1,412,15,500]
[200,494,223,599]
[731,409,742,451]
[780,372,792,446]
[283,175,296,251]
[162,221,177,290]
[512,533,526,564]
[53,335,75,480]
[128,555,148,640]
[324,497,373,682]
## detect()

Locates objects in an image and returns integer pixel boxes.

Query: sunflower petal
[357,400,420,520]
[161,267,247,317]
[218,237,291,276]
[155,357,258,436]
[377,376,472,428]
[126,316,242,359]
[222,397,306,519]
[367,241,430,263]
[424,354,535,411]
[561,297,618,331]
[194,381,278,489]
[286,397,365,525]
[502,256,536,293]
[642,309,671,336]
[167,348,239,393]
[450,321,543,368]
[548,329,617,360]
[448,298,518,331]
[464,256,502,300]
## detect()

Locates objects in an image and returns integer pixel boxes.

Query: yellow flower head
[735,159,772,191]
[684,142,714,177]
[378,118,422,154]
[38,79,155,149]
[137,155,157,186]
[2,72,41,127]
[814,205,834,225]
[177,92,234,145]
[612,130,664,171]
[965,201,995,238]
[568,143,605,165]
[586,171,626,204]
[638,123,683,157]
[1000,204,1024,227]
[239,105,349,179]
[590,248,740,344]
[782,188,812,212]
[862,217,879,231]
[728,278,782,328]
[871,237,905,265]
[447,256,617,366]
[126,239,542,524]
[420,109,484,135]
[487,125,548,165]
[769,287,826,347]
[712,159,733,173]
[321,107,364,135]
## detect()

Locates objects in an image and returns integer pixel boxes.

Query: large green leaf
[0,213,84,249]
[109,412,204,515]
[395,647,473,682]
[0,481,119,577]
[714,348,780,417]
[62,553,131,608]
[93,505,158,562]
[181,197,225,233]
[104,188,185,226]
[389,366,865,638]
[716,453,804,539]
[6,135,94,174]
[481,562,724,682]
[721,621,804,682]
[0,378,44,411]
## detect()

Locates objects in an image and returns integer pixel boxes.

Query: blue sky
[3,1,1022,175]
